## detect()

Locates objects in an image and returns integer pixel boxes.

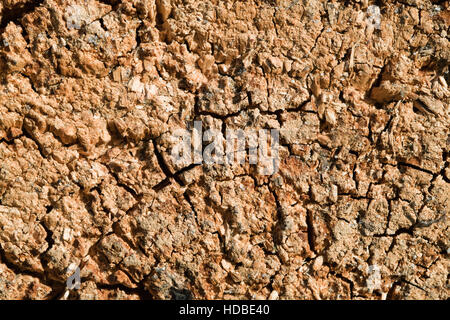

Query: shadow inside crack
[0,1,44,30]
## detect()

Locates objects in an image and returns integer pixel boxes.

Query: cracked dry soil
[0,0,449,300]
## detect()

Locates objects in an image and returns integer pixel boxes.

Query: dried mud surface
[0,0,449,300]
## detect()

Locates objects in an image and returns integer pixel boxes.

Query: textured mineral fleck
[0,0,449,300]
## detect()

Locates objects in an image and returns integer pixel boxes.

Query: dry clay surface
[0,0,449,300]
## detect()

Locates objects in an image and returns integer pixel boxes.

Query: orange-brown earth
[0,0,448,300]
